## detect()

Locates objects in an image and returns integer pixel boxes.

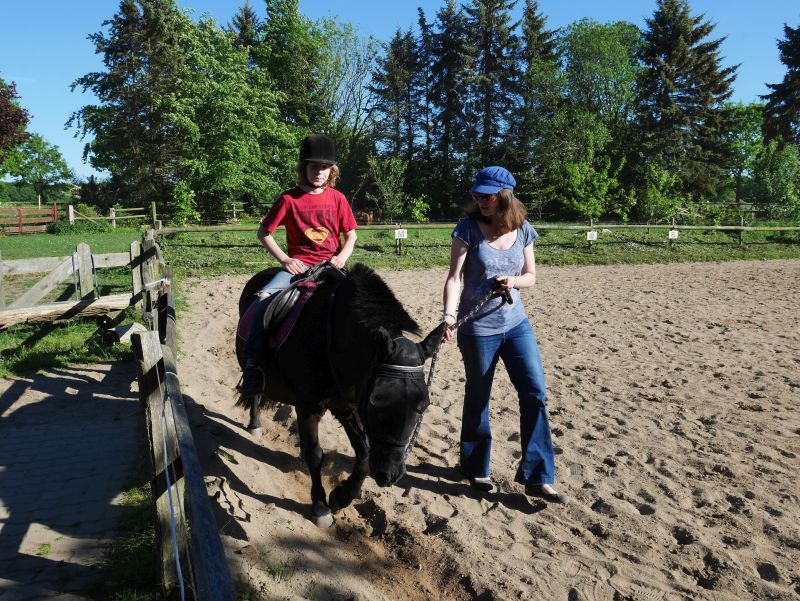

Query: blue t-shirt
[452,217,538,336]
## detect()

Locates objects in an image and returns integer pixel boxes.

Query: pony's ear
[372,327,395,358]
[419,322,447,359]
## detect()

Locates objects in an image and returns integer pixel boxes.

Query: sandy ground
[177,260,800,601]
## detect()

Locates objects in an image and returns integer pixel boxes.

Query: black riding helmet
[299,133,336,165]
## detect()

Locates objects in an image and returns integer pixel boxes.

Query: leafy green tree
[463,0,521,165]
[170,18,295,221]
[637,0,737,199]
[365,154,408,222]
[636,162,680,222]
[0,78,29,171]
[722,102,764,202]
[762,22,800,144]
[751,141,800,218]
[13,134,73,206]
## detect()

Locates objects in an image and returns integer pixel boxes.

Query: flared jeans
[457,318,556,485]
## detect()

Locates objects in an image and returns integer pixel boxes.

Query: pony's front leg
[297,412,333,528]
[329,413,369,513]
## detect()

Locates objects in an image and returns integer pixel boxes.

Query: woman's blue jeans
[457,319,556,485]
[244,269,304,362]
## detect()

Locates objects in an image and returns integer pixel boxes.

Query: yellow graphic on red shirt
[305,226,330,245]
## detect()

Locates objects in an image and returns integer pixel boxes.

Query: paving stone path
[0,362,143,600]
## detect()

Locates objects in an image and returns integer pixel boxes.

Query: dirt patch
[178,260,800,600]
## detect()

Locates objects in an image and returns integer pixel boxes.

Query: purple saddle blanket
[237,280,318,351]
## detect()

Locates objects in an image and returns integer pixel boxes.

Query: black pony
[236,263,445,527]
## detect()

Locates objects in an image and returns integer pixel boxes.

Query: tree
[365,154,407,222]
[369,29,416,158]
[463,0,521,165]
[751,141,800,218]
[256,0,326,128]
[0,78,29,171]
[70,0,195,208]
[722,102,764,202]
[509,0,560,200]
[13,134,73,206]
[227,1,261,49]
[429,0,472,216]
[762,22,800,144]
[637,0,737,199]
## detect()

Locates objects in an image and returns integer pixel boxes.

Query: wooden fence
[0,203,59,234]
[68,202,159,229]
[131,231,235,600]
[0,242,141,329]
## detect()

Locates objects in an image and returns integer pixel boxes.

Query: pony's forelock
[347,264,420,336]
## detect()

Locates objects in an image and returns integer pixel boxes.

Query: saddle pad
[237,299,258,342]
[268,280,318,350]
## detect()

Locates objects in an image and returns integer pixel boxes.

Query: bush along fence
[131,231,235,601]
[0,203,59,234]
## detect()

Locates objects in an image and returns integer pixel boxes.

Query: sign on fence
[586,231,598,241]
[394,228,408,239]
[668,229,679,240]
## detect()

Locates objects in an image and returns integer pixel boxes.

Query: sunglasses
[472,192,498,202]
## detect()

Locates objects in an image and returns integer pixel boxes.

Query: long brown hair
[466,188,527,233]
[295,162,341,188]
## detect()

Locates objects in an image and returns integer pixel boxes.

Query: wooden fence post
[151,202,158,230]
[73,243,96,300]
[68,205,75,225]
[110,207,116,229]
[17,208,23,234]
[130,241,144,309]
[131,331,185,592]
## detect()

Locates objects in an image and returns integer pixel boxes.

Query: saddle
[238,261,346,352]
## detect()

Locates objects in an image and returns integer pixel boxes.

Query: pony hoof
[328,487,352,514]
[247,425,263,436]
[312,509,334,528]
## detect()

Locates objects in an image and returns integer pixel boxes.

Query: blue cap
[470,166,516,194]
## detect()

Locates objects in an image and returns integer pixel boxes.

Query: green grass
[0,227,144,259]
[155,224,800,278]
[0,316,134,378]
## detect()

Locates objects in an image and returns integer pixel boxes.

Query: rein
[404,286,512,460]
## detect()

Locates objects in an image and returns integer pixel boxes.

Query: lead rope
[404,287,511,460]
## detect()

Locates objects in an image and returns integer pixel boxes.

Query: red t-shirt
[260,186,358,267]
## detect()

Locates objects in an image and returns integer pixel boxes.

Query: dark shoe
[240,365,265,398]
[525,484,569,504]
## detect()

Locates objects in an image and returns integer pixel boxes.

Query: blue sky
[1,0,798,179]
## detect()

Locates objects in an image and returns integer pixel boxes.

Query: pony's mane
[347,263,420,335]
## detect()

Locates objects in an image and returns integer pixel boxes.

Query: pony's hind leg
[297,411,333,528]
[329,413,369,513]
[248,399,263,436]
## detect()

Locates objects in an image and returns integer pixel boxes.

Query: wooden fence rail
[0,203,59,234]
[0,243,140,329]
[132,232,235,600]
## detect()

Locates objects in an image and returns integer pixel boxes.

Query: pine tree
[429,0,471,216]
[510,0,560,205]
[370,29,416,159]
[762,22,800,144]
[463,0,521,165]
[70,0,193,207]
[637,0,737,199]
[228,1,260,49]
